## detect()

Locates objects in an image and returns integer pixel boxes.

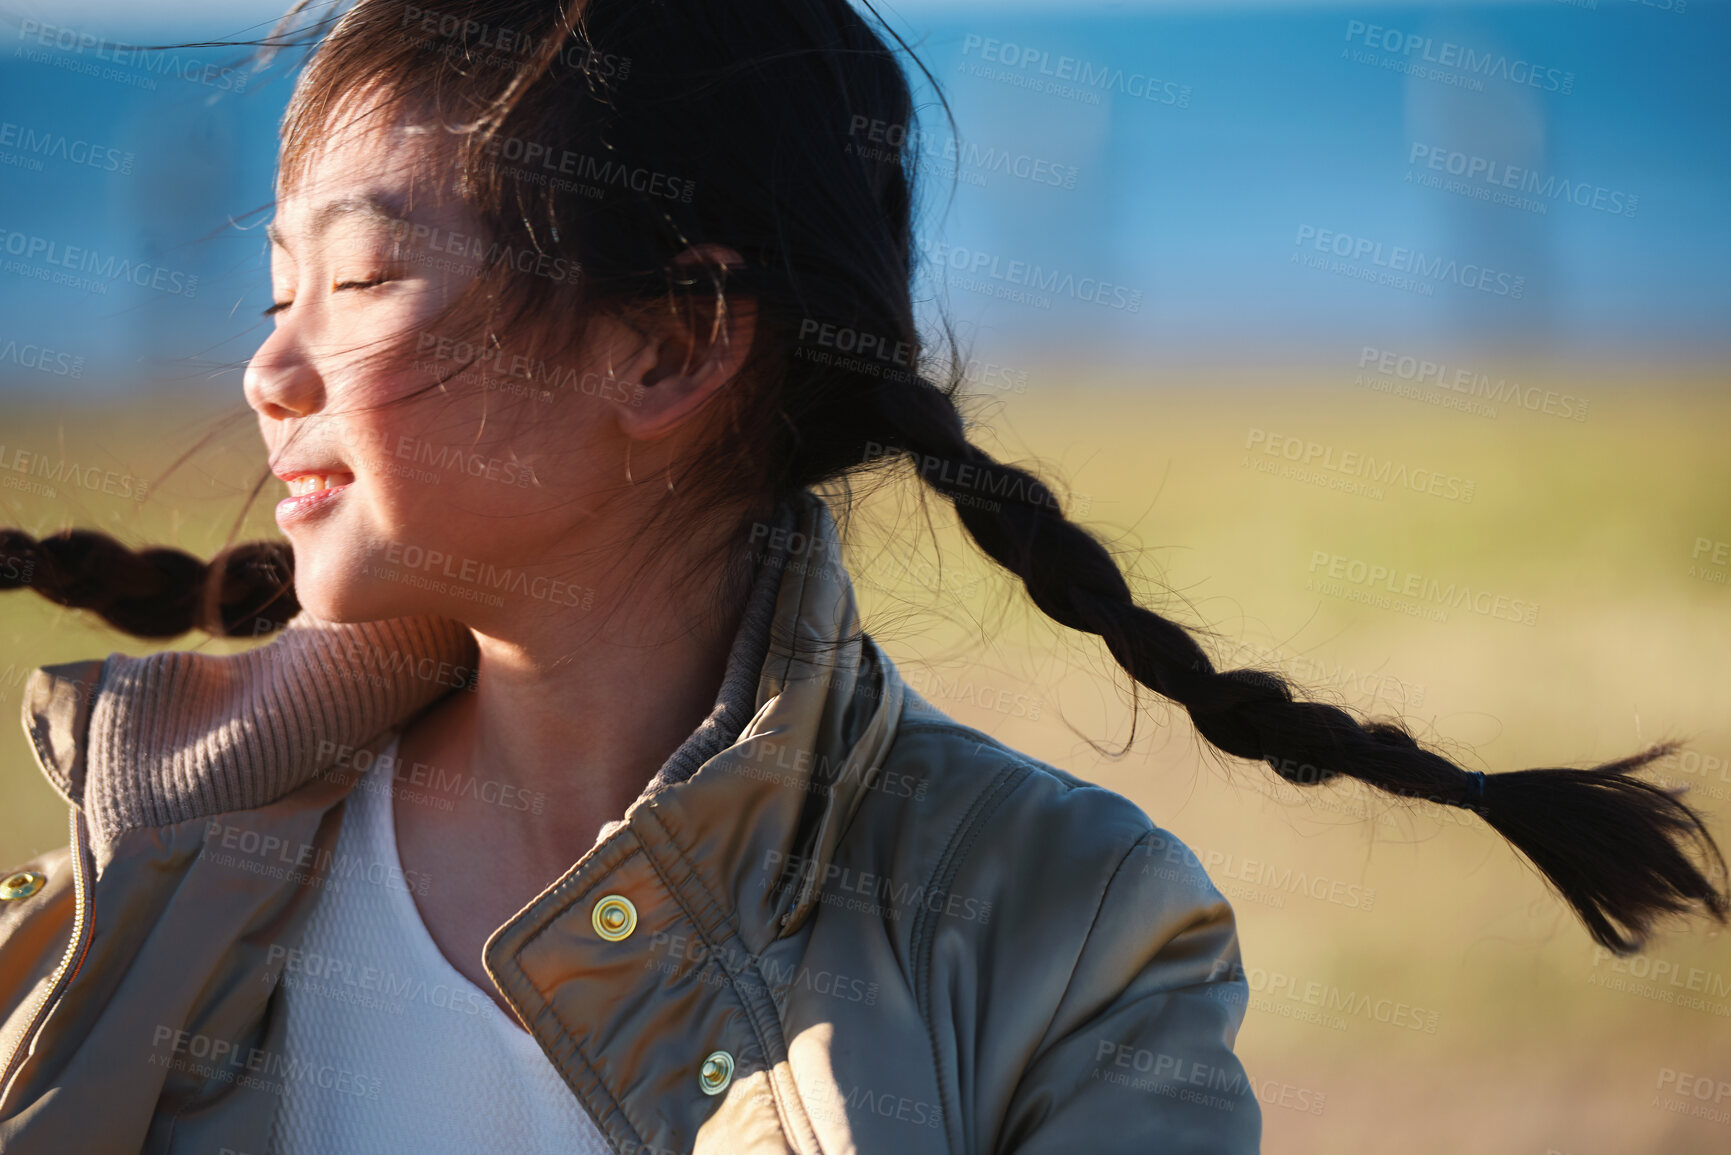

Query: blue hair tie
[1462,771,1488,809]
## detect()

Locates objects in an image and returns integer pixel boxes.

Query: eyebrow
[265,193,412,254]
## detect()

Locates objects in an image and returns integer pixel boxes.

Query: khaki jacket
[0,492,1259,1154]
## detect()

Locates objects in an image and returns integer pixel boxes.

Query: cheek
[320,287,447,393]
[446,385,608,482]
[336,331,619,519]
[351,394,539,523]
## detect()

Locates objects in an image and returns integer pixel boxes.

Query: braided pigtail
[0,528,297,640]
[865,376,1727,956]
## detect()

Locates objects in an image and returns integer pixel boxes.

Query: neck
[393,496,780,867]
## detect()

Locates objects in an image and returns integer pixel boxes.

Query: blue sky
[0,0,1725,394]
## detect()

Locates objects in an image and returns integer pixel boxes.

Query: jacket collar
[20,490,902,932]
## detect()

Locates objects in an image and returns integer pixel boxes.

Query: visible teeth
[287,474,352,497]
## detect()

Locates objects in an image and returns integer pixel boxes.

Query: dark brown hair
[2,0,1724,956]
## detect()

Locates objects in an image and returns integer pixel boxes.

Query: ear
[610,244,756,443]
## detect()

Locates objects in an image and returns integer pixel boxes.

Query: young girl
[0,2,1723,1152]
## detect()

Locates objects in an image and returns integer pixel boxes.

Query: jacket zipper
[0,806,96,1114]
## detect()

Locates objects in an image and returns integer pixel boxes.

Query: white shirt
[269,736,614,1155]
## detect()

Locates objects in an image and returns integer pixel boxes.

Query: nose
[244,322,324,420]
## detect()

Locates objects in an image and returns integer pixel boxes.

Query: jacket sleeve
[994,826,1262,1154]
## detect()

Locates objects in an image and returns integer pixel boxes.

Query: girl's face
[245,100,648,628]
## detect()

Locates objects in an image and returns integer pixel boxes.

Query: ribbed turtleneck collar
[21,495,805,855]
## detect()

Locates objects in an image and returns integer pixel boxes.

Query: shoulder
[880,683,1211,907]
[861,683,1259,1150]
[869,682,1243,987]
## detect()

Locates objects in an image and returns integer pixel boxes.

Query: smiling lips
[283,471,356,496]
[273,467,357,525]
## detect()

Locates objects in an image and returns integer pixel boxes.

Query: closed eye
[261,277,394,317]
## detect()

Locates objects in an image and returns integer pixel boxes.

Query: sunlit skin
[243,94,759,1022]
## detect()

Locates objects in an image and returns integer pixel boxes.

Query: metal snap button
[0,871,46,901]
[591,894,637,942]
[699,1049,735,1096]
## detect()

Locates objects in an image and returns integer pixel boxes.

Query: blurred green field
[3,369,1729,1153]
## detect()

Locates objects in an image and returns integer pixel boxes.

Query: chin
[290,583,366,625]
[288,550,402,625]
